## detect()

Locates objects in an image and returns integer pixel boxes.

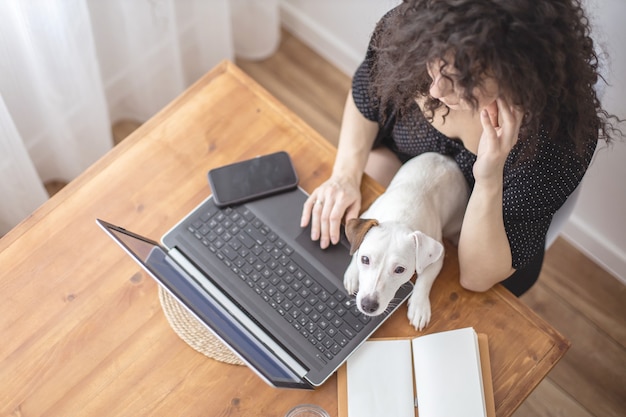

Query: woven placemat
[158,286,244,366]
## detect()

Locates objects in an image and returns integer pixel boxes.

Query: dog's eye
[394,266,406,274]
[360,256,370,265]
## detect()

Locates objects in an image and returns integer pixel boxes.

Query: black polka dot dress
[351,36,597,271]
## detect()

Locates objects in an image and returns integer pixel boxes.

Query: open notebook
[337,327,496,417]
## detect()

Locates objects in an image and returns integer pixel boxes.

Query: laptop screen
[98,220,311,389]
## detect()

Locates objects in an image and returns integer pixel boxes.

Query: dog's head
[345,218,444,316]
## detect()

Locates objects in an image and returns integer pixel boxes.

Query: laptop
[97,187,413,389]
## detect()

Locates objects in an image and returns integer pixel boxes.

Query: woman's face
[427,58,499,111]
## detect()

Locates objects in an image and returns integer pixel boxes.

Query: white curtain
[0,0,280,235]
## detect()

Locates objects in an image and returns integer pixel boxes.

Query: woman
[300,0,620,296]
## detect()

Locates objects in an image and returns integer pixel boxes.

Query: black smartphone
[208,151,299,207]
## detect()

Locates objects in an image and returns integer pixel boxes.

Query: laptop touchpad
[295,225,352,278]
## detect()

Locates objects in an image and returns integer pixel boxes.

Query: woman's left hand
[473,97,524,182]
[458,97,521,292]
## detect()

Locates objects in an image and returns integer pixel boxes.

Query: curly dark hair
[370,0,620,158]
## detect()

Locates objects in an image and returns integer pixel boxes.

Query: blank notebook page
[346,340,415,417]
[411,327,487,417]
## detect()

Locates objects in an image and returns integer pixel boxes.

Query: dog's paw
[343,261,359,295]
[407,294,431,331]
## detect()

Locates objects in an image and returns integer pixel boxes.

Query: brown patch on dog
[345,218,379,255]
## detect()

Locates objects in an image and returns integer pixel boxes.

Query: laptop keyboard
[185,201,372,363]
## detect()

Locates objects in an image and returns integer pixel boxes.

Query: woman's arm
[458,176,516,291]
[458,99,522,291]
[300,90,379,248]
[332,90,379,188]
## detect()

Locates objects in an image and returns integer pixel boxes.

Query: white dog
[343,152,469,330]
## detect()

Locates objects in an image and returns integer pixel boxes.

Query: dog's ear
[345,218,379,255]
[412,231,444,274]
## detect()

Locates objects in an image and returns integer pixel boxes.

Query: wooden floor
[236,30,626,417]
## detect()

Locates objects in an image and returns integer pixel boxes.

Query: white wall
[280,0,626,283]
[280,0,401,75]
[561,0,626,283]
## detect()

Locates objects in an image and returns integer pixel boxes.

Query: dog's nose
[360,296,379,314]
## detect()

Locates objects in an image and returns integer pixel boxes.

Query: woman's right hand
[300,175,362,249]
[301,89,378,248]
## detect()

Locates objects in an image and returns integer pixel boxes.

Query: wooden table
[0,61,569,417]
